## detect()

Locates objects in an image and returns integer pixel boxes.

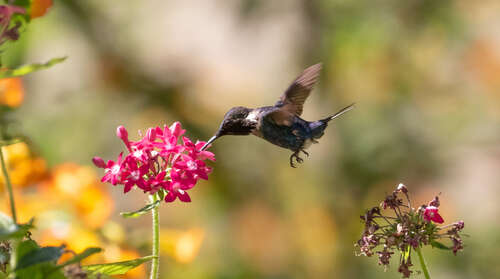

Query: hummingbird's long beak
[200,135,218,151]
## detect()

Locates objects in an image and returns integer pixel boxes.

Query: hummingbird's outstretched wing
[267,63,322,126]
[275,63,322,116]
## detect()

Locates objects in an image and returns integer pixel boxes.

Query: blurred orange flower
[30,0,52,19]
[0,77,24,108]
[101,221,126,244]
[44,163,114,228]
[160,228,205,264]
[77,184,114,228]
[49,164,97,198]
[0,142,48,190]
[0,189,53,223]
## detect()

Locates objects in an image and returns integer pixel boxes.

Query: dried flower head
[93,123,215,202]
[0,5,25,44]
[355,184,466,278]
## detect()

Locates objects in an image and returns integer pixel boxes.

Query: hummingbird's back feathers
[275,63,322,116]
[266,107,294,126]
[258,109,310,151]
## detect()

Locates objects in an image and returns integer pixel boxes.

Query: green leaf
[15,245,64,270]
[12,0,31,9]
[15,262,66,279]
[14,241,66,279]
[15,240,39,263]
[0,214,33,241]
[0,57,66,79]
[57,247,102,268]
[120,200,161,218]
[44,270,66,279]
[14,242,65,279]
[430,240,451,250]
[87,273,113,279]
[83,255,155,276]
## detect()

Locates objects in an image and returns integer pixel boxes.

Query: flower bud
[368,224,379,234]
[428,196,440,207]
[396,223,404,236]
[398,262,412,278]
[92,156,106,168]
[116,125,128,141]
[452,236,463,255]
[396,183,408,193]
[454,220,465,231]
[116,125,131,150]
[4,26,20,41]
[369,207,380,216]
[169,121,185,138]
[386,236,396,246]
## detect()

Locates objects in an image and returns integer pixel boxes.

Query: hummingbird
[201,63,354,167]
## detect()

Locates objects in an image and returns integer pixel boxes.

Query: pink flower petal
[178,190,191,202]
[423,206,444,224]
[169,122,185,138]
[164,191,176,202]
[432,212,444,224]
[146,127,156,142]
[124,181,134,193]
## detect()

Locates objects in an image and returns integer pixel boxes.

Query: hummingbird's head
[201,106,256,150]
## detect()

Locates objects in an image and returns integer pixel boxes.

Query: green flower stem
[0,146,17,223]
[149,194,160,279]
[416,246,431,279]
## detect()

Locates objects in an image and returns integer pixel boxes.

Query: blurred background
[1,0,500,278]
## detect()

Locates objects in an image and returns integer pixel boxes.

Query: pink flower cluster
[93,122,215,202]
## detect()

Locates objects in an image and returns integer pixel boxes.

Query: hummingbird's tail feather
[321,103,355,123]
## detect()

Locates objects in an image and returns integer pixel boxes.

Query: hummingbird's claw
[290,154,296,168]
[289,151,304,168]
[301,150,309,157]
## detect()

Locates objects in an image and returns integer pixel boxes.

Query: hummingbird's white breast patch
[246,110,259,123]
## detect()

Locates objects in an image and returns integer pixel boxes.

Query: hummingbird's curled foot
[290,151,304,168]
[301,150,309,157]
